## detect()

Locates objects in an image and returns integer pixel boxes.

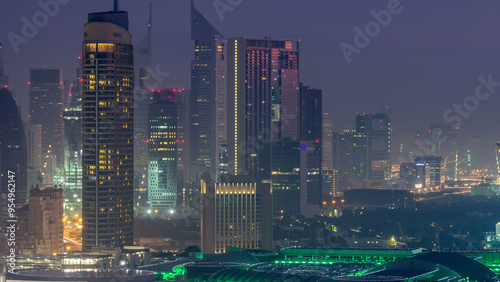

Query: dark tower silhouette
[0,88,28,205]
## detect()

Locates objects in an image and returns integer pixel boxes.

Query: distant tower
[356,112,391,181]
[0,42,9,87]
[134,2,153,177]
[148,90,178,217]
[82,4,134,251]
[29,68,65,182]
[190,0,227,181]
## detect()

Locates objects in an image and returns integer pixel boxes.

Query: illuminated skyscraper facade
[356,113,391,181]
[81,7,134,251]
[190,0,226,181]
[228,38,299,180]
[148,90,178,216]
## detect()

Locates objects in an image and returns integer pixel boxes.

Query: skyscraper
[148,90,178,217]
[134,3,153,177]
[356,112,391,181]
[0,88,28,205]
[271,140,301,216]
[300,85,322,142]
[29,68,65,183]
[201,176,272,254]
[81,4,134,251]
[334,130,367,183]
[227,38,299,180]
[0,42,9,87]
[62,65,83,218]
[190,0,226,181]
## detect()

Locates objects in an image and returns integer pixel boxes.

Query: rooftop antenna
[114,0,119,12]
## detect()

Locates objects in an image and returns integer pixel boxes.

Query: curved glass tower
[0,88,27,206]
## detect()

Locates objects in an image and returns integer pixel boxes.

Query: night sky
[2,0,500,165]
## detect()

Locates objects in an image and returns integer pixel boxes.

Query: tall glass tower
[148,90,178,217]
[81,4,134,251]
[190,0,226,181]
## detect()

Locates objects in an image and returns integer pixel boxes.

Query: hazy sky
[2,0,500,165]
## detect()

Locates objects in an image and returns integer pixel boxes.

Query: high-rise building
[0,42,9,87]
[63,107,82,218]
[201,176,272,254]
[148,90,178,217]
[28,124,43,170]
[356,112,391,181]
[18,187,64,255]
[300,85,322,142]
[414,156,444,189]
[334,130,367,183]
[134,3,153,184]
[29,68,65,181]
[62,65,83,218]
[228,38,299,180]
[400,163,417,189]
[190,0,227,181]
[300,140,322,217]
[0,88,28,206]
[322,113,338,198]
[81,4,134,251]
[271,140,301,216]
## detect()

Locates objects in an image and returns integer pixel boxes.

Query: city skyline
[2,1,500,168]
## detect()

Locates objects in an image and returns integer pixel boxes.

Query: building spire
[114,0,120,11]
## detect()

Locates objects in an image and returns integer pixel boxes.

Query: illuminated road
[64,236,82,246]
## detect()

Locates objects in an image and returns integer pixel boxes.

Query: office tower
[201,176,272,254]
[134,3,153,180]
[0,88,28,206]
[190,0,227,181]
[28,124,43,169]
[414,156,444,189]
[300,85,322,142]
[228,38,299,180]
[62,65,83,218]
[322,113,338,198]
[0,42,8,87]
[300,140,322,217]
[29,68,65,181]
[81,4,134,251]
[271,140,301,216]
[63,107,82,217]
[334,130,367,183]
[356,112,391,181]
[400,163,417,189]
[148,90,178,217]
[17,187,64,255]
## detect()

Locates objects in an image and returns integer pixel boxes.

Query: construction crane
[397,221,409,249]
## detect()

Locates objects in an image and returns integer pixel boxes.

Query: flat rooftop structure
[280,248,423,263]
